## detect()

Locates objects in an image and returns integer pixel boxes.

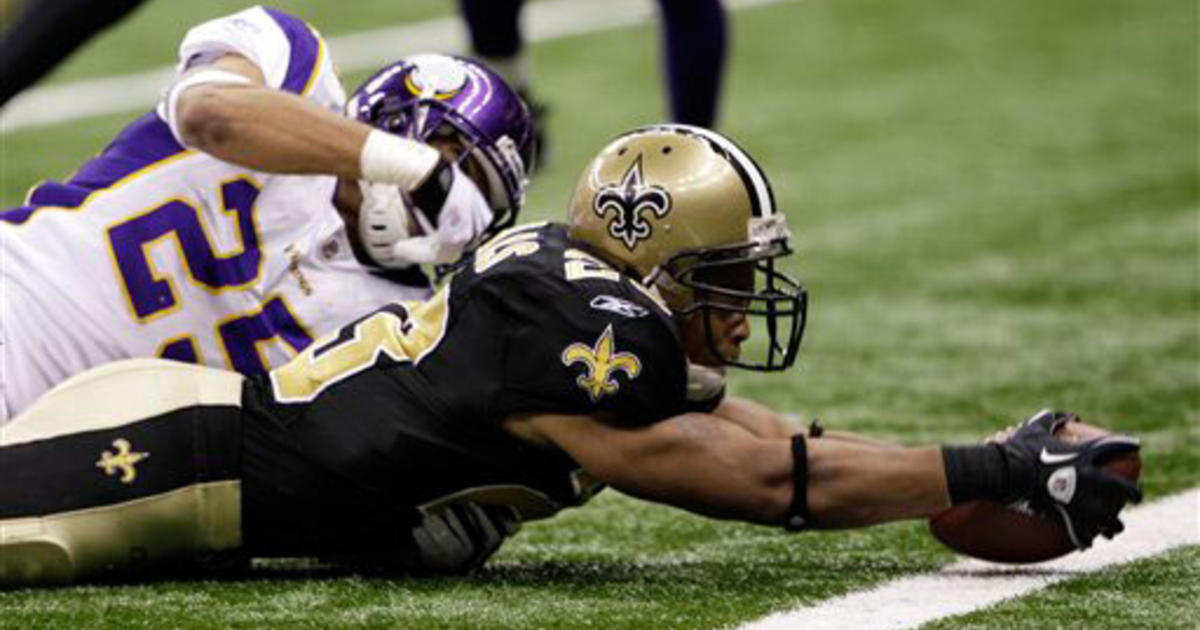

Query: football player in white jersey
[0,6,536,422]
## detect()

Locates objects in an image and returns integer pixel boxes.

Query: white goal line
[731,487,1199,630]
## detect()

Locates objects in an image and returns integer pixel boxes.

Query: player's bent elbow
[176,87,237,152]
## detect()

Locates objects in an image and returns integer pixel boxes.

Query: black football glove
[411,501,522,574]
[997,409,1142,550]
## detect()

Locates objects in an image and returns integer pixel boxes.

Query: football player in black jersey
[0,125,1141,585]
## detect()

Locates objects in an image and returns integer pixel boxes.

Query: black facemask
[664,238,808,371]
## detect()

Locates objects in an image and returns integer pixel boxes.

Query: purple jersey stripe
[72,112,185,188]
[2,112,185,225]
[27,182,91,208]
[0,205,37,224]
[262,7,320,95]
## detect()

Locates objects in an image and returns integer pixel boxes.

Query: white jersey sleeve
[158,5,345,117]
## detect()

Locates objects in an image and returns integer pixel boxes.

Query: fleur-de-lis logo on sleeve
[592,155,672,250]
[96,439,150,484]
[561,325,642,402]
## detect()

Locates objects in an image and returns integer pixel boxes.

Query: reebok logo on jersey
[561,324,642,402]
[590,295,648,319]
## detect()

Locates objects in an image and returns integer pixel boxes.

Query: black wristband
[409,158,455,226]
[941,444,1011,504]
[785,434,810,531]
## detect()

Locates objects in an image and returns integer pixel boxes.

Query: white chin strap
[686,361,727,403]
[357,163,496,268]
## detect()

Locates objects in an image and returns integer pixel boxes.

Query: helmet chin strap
[686,361,726,403]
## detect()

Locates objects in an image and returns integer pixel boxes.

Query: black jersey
[244,223,690,532]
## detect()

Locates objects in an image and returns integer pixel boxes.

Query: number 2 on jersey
[107,177,309,374]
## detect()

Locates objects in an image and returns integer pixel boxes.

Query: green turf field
[0,0,1196,628]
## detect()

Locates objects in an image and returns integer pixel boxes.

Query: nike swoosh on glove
[997,409,1143,549]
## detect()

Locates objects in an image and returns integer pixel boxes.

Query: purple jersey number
[108,178,311,374]
[109,178,262,319]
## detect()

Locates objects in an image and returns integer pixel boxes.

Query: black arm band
[409,158,455,226]
[785,434,810,531]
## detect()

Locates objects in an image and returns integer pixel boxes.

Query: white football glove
[357,161,494,269]
[392,163,494,266]
[357,180,414,268]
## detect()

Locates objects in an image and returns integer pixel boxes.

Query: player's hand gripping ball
[930,415,1141,563]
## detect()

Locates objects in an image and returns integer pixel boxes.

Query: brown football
[929,420,1141,564]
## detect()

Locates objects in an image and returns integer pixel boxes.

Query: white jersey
[0,7,431,421]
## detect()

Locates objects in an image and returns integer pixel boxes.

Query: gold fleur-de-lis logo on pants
[561,324,642,402]
[96,439,150,484]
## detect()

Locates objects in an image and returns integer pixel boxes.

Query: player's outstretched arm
[509,411,951,529]
[805,437,949,527]
[708,395,800,439]
[710,396,905,449]
[510,409,1139,540]
[172,54,439,188]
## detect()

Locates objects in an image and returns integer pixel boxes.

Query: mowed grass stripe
[735,488,1200,630]
[0,0,1192,628]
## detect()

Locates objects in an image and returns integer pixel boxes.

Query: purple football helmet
[346,54,536,239]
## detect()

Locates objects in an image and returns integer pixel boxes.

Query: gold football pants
[0,359,244,585]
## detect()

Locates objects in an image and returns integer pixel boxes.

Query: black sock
[459,0,525,58]
[658,0,727,127]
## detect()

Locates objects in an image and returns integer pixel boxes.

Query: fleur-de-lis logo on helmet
[561,325,642,402]
[592,155,672,250]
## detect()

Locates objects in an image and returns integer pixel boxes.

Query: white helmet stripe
[664,124,776,218]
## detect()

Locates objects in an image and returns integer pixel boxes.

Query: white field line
[733,488,1200,630]
[0,0,797,133]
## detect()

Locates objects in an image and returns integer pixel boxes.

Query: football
[929,421,1141,564]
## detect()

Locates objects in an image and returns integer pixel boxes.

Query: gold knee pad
[0,359,245,585]
[0,481,241,585]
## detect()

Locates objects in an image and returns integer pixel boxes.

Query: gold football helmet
[567,124,807,371]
